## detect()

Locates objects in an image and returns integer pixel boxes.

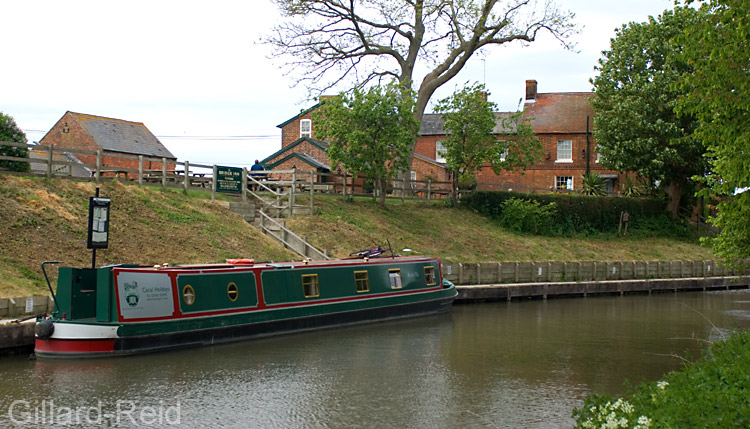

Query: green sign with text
[216,166,243,194]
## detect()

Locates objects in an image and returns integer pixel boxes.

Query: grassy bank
[0,176,297,298]
[286,195,713,262]
[0,175,713,298]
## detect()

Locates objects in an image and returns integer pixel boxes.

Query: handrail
[257,211,329,260]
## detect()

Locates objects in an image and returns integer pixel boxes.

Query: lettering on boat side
[116,271,175,319]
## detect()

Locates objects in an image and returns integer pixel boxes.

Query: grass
[286,195,714,263]
[0,176,715,298]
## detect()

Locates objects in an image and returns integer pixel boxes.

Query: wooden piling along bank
[441,260,748,285]
[441,260,750,302]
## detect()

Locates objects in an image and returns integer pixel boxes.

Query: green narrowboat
[34,256,456,358]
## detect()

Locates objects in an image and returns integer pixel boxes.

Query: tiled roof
[419,112,517,135]
[523,93,594,134]
[68,112,176,159]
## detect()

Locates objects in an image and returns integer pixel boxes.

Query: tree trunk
[664,180,684,216]
[451,171,459,207]
[378,177,387,207]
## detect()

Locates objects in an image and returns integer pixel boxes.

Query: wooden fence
[1,140,548,203]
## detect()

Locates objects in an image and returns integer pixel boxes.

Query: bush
[574,329,750,428]
[461,191,681,236]
[498,197,557,235]
[0,112,30,172]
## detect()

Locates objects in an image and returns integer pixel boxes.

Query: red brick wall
[40,113,174,177]
[281,112,316,149]
[410,132,624,194]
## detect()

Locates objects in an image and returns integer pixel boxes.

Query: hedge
[461,191,683,236]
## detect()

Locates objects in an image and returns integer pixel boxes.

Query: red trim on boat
[35,338,116,354]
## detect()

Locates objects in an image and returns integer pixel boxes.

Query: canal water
[1,289,749,428]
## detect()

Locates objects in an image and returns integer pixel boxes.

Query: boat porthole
[227,282,239,302]
[183,285,195,306]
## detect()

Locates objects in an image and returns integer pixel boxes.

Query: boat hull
[35,292,454,358]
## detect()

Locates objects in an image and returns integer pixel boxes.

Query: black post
[585,115,591,176]
[92,187,99,269]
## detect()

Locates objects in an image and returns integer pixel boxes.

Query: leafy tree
[267,0,577,177]
[0,112,30,172]
[590,7,705,215]
[313,83,418,206]
[434,83,541,205]
[676,0,750,268]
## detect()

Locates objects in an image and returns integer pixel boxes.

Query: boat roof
[117,256,438,272]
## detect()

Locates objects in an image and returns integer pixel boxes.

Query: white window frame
[388,269,403,289]
[555,176,574,191]
[300,119,312,139]
[435,140,447,163]
[556,140,573,163]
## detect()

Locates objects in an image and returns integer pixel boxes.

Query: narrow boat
[35,256,456,358]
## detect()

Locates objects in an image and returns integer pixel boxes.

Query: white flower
[657,381,669,390]
[634,415,652,429]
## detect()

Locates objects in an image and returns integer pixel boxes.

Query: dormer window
[300,119,312,138]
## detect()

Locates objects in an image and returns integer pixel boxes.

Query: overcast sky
[3,0,674,167]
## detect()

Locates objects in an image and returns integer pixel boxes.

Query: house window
[388,269,402,289]
[435,140,447,163]
[354,271,370,293]
[556,140,572,162]
[595,151,602,164]
[302,274,319,298]
[424,266,437,286]
[555,176,574,191]
[300,119,312,138]
[410,171,417,181]
[499,148,509,162]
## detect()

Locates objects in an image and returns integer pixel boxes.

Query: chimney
[525,80,537,102]
[479,91,488,102]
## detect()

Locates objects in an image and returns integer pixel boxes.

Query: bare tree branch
[266,0,578,134]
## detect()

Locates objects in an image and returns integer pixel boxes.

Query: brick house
[415,80,625,194]
[263,102,336,182]
[265,80,624,195]
[39,111,176,176]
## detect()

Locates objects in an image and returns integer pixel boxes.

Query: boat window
[227,282,239,302]
[388,269,402,289]
[424,266,437,286]
[354,271,369,293]
[302,274,320,298]
[183,285,195,305]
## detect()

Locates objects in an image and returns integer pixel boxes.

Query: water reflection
[1,290,748,427]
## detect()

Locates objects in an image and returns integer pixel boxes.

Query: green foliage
[313,83,418,206]
[434,83,542,205]
[676,0,750,268]
[590,7,706,214]
[462,191,684,236]
[0,112,30,172]
[498,198,557,235]
[574,329,750,428]
[579,173,606,196]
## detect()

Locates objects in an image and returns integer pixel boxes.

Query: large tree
[313,83,419,206]
[590,7,705,215]
[0,112,30,172]
[676,0,750,267]
[434,83,541,205]
[267,0,576,124]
